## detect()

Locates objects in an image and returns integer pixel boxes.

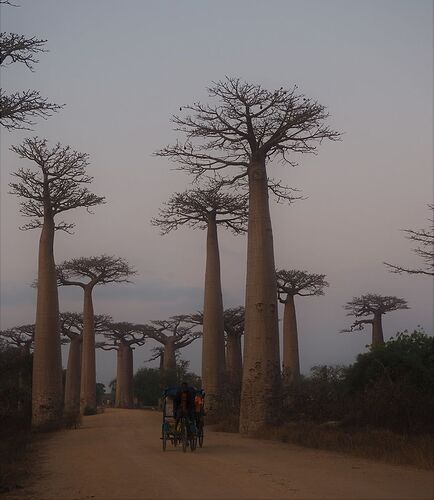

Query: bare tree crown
[276,269,329,302]
[0,323,35,349]
[0,20,63,129]
[344,294,409,317]
[156,77,339,200]
[60,312,111,340]
[9,138,105,231]
[151,182,248,235]
[99,321,147,350]
[57,255,136,288]
[147,316,202,349]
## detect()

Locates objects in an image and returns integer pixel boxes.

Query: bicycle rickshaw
[161,386,205,452]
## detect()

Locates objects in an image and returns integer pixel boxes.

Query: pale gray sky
[1,0,432,389]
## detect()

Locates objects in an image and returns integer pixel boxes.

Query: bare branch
[276,269,329,302]
[156,77,340,183]
[384,204,434,276]
[0,90,63,130]
[57,255,136,288]
[9,138,105,230]
[151,180,248,235]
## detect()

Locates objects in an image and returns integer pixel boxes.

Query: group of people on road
[172,382,205,432]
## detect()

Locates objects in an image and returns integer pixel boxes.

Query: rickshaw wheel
[190,437,197,452]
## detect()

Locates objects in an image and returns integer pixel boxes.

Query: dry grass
[254,422,434,470]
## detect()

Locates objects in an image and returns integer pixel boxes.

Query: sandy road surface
[10,409,433,500]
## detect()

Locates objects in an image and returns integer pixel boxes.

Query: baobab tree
[9,138,104,428]
[146,316,201,377]
[57,255,135,413]
[223,306,245,399]
[0,7,62,130]
[342,294,409,347]
[60,312,110,415]
[98,321,146,408]
[384,204,434,277]
[276,269,329,382]
[156,77,339,432]
[152,183,247,411]
[0,323,35,354]
[0,323,34,411]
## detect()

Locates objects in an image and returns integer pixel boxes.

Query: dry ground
[8,408,433,500]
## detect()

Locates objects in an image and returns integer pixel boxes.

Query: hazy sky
[1,0,432,389]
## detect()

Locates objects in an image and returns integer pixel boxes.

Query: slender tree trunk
[282,295,300,383]
[32,215,63,428]
[64,336,82,414]
[372,313,384,347]
[240,159,281,434]
[202,217,225,413]
[80,285,96,412]
[163,339,176,371]
[226,334,242,394]
[115,344,125,407]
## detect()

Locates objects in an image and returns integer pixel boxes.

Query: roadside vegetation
[0,342,33,493]
[215,329,434,470]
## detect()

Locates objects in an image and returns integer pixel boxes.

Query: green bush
[283,329,434,434]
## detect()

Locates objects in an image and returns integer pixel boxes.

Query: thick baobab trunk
[80,285,96,412]
[64,336,82,414]
[123,345,134,408]
[240,159,281,434]
[163,338,176,371]
[115,344,125,407]
[226,334,242,394]
[32,216,63,428]
[202,217,225,413]
[116,343,133,408]
[372,313,384,347]
[282,295,300,382]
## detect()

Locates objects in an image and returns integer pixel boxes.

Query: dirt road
[11,409,433,500]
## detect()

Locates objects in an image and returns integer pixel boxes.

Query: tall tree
[9,138,104,428]
[152,183,246,411]
[276,269,328,382]
[146,316,201,377]
[384,204,434,277]
[156,77,339,432]
[98,321,146,408]
[57,255,135,413]
[0,4,62,130]
[341,294,409,347]
[60,312,110,415]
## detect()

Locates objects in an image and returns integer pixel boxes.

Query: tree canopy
[276,269,329,301]
[57,255,136,287]
[151,183,248,234]
[156,77,339,201]
[342,294,409,333]
[9,138,105,231]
